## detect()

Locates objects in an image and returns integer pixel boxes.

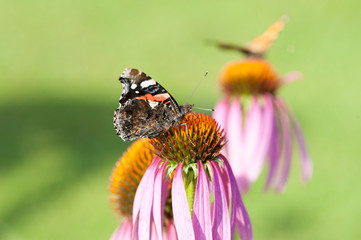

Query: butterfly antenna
[193,106,215,112]
[186,71,208,104]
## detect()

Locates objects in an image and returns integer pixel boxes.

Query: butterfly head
[180,104,194,118]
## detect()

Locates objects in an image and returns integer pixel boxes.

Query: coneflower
[212,16,312,192]
[133,113,252,240]
[109,139,176,239]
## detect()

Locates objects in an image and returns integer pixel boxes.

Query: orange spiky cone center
[219,58,281,94]
[149,113,225,164]
[109,139,154,217]
[109,139,173,220]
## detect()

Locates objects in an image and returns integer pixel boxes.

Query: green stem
[184,172,197,217]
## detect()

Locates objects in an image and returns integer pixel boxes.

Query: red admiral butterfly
[114,68,193,141]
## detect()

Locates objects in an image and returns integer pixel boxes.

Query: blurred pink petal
[192,161,212,240]
[226,97,245,186]
[274,99,292,193]
[213,97,229,129]
[291,116,313,183]
[172,163,195,240]
[243,95,273,182]
[282,71,303,84]
[279,100,313,183]
[243,96,262,166]
[264,117,280,191]
[247,94,274,181]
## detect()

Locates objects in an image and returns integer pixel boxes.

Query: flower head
[133,113,252,240]
[212,17,312,193]
[109,139,176,239]
[219,58,280,94]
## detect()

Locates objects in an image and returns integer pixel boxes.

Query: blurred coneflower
[211,16,312,192]
[109,139,177,239]
[133,113,252,240]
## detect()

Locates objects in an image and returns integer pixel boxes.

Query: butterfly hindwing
[114,98,182,141]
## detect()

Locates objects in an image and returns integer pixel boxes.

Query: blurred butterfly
[209,15,288,58]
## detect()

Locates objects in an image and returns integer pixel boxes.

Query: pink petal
[218,165,230,207]
[293,118,313,183]
[219,154,253,240]
[213,97,229,130]
[274,99,292,193]
[132,157,162,240]
[264,115,281,191]
[226,97,245,181]
[246,94,274,181]
[110,219,132,240]
[172,163,195,240]
[281,71,303,84]
[153,161,169,240]
[150,221,159,240]
[165,221,178,240]
[243,96,262,170]
[210,162,231,240]
[192,161,212,240]
[282,103,313,183]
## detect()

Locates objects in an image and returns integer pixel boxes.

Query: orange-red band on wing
[136,93,170,103]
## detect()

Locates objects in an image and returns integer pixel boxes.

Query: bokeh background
[1,0,360,239]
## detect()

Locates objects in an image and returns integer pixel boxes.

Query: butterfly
[113,68,193,141]
[209,15,288,58]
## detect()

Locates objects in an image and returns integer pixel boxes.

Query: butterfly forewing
[243,16,287,56]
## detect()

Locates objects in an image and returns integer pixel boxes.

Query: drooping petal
[274,99,292,193]
[264,114,280,191]
[226,97,245,185]
[243,96,262,170]
[246,94,274,182]
[281,71,303,84]
[133,156,162,240]
[172,163,195,240]
[219,154,253,240]
[213,97,229,130]
[218,164,230,207]
[291,116,313,183]
[192,161,212,240]
[110,219,132,240]
[210,161,231,240]
[153,161,169,240]
[280,100,313,183]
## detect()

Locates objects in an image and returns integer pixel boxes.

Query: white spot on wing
[131,84,137,89]
[135,91,139,94]
[121,83,129,95]
[140,79,156,88]
[121,68,131,78]
[148,101,159,108]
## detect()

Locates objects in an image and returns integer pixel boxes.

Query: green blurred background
[1,0,360,239]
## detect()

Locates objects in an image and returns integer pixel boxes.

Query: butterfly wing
[243,15,287,56]
[113,68,185,141]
